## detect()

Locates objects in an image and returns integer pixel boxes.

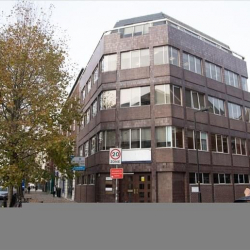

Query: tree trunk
[7,185,13,207]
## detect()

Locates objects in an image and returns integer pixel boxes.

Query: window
[205,62,222,82]
[121,128,151,149]
[187,130,208,151]
[86,109,90,124]
[101,54,117,72]
[87,79,91,93]
[155,126,183,148]
[224,69,239,88]
[82,87,86,101]
[189,173,210,184]
[105,177,113,192]
[211,134,228,153]
[155,84,181,105]
[185,89,205,110]
[245,107,250,123]
[121,49,150,69]
[241,77,248,92]
[119,23,150,38]
[93,66,99,84]
[97,130,116,151]
[90,136,96,155]
[231,137,246,155]
[91,100,97,118]
[208,96,225,116]
[100,90,116,110]
[90,174,95,185]
[83,175,88,185]
[84,141,89,157]
[183,52,202,75]
[234,174,249,184]
[228,102,242,120]
[120,86,150,107]
[78,145,84,157]
[154,46,180,66]
[213,173,231,184]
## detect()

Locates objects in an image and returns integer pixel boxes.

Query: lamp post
[194,107,209,203]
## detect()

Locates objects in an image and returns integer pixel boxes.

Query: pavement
[24,189,75,203]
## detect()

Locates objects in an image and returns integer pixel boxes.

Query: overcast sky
[1,1,250,90]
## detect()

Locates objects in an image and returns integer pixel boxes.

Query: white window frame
[90,136,96,155]
[208,96,225,116]
[91,100,97,118]
[102,54,117,72]
[100,90,116,110]
[86,109,90,124]
[119,23,151,38]
[228,102,242,120]
[84,141,89,158]
[87,79,91,93]
[120,86,150,107]
[93,66,99,84]
[98,130,116,151]
[121,128,151,149]
[212,134,228,154]
[189,131,208,151]
[225,69,239,88]
[214,173,231,184]
[231,137,246,155]
[82,87,86,101]
[241,77,248,92]
[205,61,222,82]
[187,90,205,110]
[190,173,210,184]
[121,49,149,70]
[155,84,182,105]
[234,174,249,184]
[183,52,202,75]
[155,126,184,149]
[245,107,250,123]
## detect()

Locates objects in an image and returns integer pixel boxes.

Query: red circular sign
[110,149,121,160]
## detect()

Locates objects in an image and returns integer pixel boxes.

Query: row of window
[76,174,95,185]
[79,128,248,157]
[189,173,250,184]
[81,46,247,101]
[81,85,250,128]
[111,20,234,58]
[98,48,248,90]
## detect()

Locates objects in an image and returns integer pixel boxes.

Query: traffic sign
[71,157,85,165]
[110,168,123,179]
[109,148,122,165]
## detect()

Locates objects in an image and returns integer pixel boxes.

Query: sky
[1,0,250,90]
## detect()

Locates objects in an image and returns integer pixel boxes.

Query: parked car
[0,186,8,200]
[234,196,250,203]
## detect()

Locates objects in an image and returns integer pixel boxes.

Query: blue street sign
[72,166,85,171]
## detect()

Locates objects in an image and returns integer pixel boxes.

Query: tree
[0,1,82,206]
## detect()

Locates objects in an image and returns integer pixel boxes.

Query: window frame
[225,69,239,88]
[99,90,116,110]
[213,173,231,184]
[101,54,117,72]
[205,61,222,82]
[211,134,228,154]
[186,89,205,110]
[189,173,210,184]
[208,96,225,116]
[241,77,248,92]
[121,128,151,150]
[120,86,150,108]
[228,102,242,120]
[155,126,184,149]
[234,174,249,184]
[154,84,182,106]
[97,130,116,151]
[183,52,202,75]
[187,130,208,151]
[121,49,150,70]
[153,45,180,66]
[231,137,247,156]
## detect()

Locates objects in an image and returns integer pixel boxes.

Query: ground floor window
[213,173,231,184]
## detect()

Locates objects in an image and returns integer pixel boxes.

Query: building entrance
[120,173,151,203]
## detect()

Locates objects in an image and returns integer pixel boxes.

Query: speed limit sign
[109,148,122,165]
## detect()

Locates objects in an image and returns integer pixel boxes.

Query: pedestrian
[53,185,56,197]
[35,185,38,191]
[1,197,7,207]
[28,185,31,194]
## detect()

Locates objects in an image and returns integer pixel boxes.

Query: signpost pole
[115,164,118,203]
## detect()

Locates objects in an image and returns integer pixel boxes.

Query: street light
[194,107,210,203]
